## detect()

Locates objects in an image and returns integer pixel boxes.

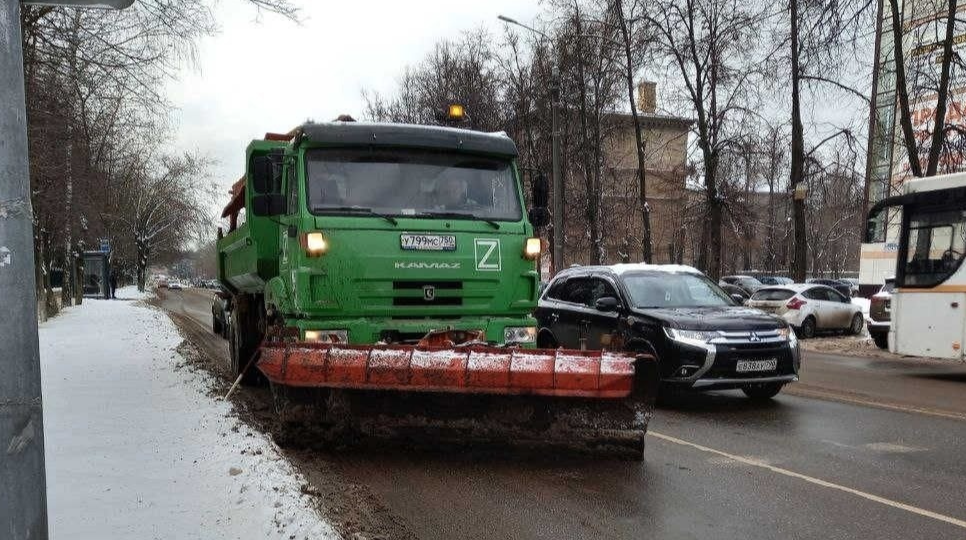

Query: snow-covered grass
[40,287,338,539]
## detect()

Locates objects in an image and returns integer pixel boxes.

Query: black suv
[535,264,800,399]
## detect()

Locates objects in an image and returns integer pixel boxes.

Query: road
[158,287,966,540]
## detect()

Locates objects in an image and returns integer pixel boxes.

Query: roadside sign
[99,239,110,253]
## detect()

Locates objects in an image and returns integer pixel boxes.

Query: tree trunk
[614,0,653,262]
[889,0,923,178]
[790,0,808,282]
[925,0,958,176]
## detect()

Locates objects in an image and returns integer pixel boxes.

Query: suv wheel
[742,382,784,400]
[796,317,816,339]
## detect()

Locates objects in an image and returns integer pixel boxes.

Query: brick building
[560,82,692,267]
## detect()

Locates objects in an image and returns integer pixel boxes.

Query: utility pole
[0,1,48,537]
[1,2,132,538]
[498,14,565,273]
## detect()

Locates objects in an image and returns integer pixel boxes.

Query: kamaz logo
[394,262,461,270]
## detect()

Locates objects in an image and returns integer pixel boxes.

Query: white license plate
[400,234,456,251]
[735,359,778,373]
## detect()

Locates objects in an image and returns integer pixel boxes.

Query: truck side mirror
[532,173,549,209]
[251,154,283,194]
[731,293,746,305]
[529,173,550,228]
[251,156,273,193]
[252,194,286,216]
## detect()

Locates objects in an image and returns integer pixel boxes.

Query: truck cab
[217,122,548,376]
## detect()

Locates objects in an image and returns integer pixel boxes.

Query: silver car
[747,284,864,339]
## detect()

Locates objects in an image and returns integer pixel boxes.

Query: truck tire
[212,314,222,335]
[872,332,888,350]
[229,295,264,386]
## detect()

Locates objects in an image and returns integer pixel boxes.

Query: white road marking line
[649,431,966,530]
[786,386,966,421]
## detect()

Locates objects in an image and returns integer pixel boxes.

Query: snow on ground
[39,286,339,540]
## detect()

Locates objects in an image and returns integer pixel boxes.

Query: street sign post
[1,3,134,538]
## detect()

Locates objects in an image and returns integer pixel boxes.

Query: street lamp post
[498,14,564,273]
[1,1,133,538]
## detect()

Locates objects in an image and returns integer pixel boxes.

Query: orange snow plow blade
[257,330,658,459]
[257,343,637,398]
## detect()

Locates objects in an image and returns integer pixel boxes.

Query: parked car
[758,276,793,286]
[747,284,863,339]
[840,278,860,296]
[867,277,895,350]
[720,283,750,305]
[157,278,169,289]
[168,281,183,290]
[805,278,852,298]
[535,264,800,400]
[719,275,765,294]
[211,289,231,339]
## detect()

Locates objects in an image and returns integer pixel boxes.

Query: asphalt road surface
[158,287,966,540]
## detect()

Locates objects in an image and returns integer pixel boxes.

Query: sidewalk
[39,287,338,539]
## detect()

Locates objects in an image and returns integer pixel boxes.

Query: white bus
[865,172,966,360]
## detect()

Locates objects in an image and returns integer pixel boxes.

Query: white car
[168,281,183,290]
[747,284,863,339]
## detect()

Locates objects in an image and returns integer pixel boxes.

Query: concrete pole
[0,1,49,538]
[550,67,563,274]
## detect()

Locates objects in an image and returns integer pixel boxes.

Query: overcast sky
[164,0,542,206]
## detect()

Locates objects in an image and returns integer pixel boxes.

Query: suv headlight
[777,326,797,344]
[666,328,722,344]
[304,329,348,343]
[504,326,537,344]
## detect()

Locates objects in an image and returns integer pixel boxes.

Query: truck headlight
[523,237,542,260]
[302,232,328,256]
[666,328,721,344]
[304,329,348,343]
[504,326,537,344]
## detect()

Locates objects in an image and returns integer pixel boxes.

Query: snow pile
[40,295,339,539]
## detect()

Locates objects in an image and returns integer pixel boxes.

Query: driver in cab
[434,177,476,210]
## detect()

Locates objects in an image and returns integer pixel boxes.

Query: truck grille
[393,297,463,306]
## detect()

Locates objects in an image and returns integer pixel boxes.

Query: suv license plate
[735,359,778,373]
[400,234,456,251]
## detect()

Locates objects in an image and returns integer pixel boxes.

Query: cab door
[277,160,301,292]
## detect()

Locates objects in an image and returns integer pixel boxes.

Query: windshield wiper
[418,211,500,229]
[311,205,397,226]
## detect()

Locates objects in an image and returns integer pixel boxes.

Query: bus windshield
[902,207,966,287]
[304,148,522,222]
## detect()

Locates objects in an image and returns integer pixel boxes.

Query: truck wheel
[849,313,864,335]
[212,315,222,335]
[872,333,888,350]
[796,317,816,339]
[741,382,784,400]
[229,298,264,386]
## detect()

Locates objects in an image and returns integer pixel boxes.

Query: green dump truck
[216,120,656,457]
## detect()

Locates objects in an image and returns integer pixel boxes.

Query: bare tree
[647,0,764,279]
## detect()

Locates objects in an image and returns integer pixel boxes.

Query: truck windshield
[305,148,522,222]
[621,272,734,308]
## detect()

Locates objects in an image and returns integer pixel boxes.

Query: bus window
[902,208,966,287]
